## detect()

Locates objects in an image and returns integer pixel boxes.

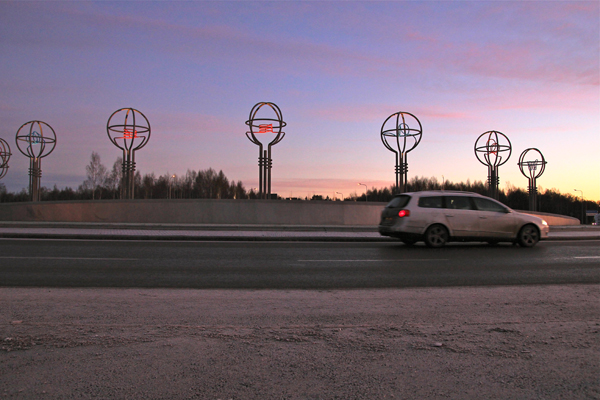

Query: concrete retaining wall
[0,200,580,226]
[0,199,387,226]
[518,210,580,226]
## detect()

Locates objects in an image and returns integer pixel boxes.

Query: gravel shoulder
[1,285,599,399]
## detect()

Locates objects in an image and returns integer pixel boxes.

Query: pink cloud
[48,5,382,78]
[149,110,234,134]
[456,41,599,86]
[306,104,470,123]
[0,102,18,112]
[8,2,595,87]
[2,3,424,79]
[470,81,599,112]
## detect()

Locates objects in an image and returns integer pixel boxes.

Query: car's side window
[418,196,443,208]
[473,197,507,213]
[444,196,473,210]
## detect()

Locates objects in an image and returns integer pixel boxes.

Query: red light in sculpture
[487,138,498,155]
[123,128,138,139]
[258,124,274,133]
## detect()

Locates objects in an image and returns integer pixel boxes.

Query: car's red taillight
[398,209,410,217]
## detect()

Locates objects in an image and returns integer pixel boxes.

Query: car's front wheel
[424,224,449,248]
[517,224,540,247]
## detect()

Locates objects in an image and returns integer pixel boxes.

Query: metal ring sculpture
[474,131,511,200]
[0,138,11,180]
[518,148,547,211]
[15,121,57,201]
[380,112,422,193]
[107,108,151,199]
[245,102,286,199]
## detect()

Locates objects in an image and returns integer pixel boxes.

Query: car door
[472,197,516,238]
[410,195,445,231]
[442,196,480,237]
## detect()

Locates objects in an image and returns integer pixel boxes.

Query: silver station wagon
[378,191,549,247]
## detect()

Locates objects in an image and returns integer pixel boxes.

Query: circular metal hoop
[518,148,546,179]
[0,137,10,179]
[474,130,511,167]
[15,120,57,159]
[380,111,422,155]
[0,138,11,168]
[245,102,286,147]
[107,108,151,152]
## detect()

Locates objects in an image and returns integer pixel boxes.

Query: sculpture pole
[474,131,511,200]
[245,102,286,199]
[0,138,11,180]
[380,112,422,193]
[15,121,57,201]
[518,148,547,211]
[106,108,151,199]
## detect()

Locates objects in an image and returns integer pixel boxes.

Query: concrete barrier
[518,210,580,226]
[0,199,387,226]
[0,200,580,226]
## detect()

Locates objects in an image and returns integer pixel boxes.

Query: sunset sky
[1,1,598,201]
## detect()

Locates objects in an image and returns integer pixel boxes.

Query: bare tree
[82,152,107,200]
[105,157,123,199]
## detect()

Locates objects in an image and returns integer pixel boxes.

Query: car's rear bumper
[378,225,422,240]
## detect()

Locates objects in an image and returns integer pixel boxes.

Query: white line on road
[298,259,448,262]
[0,257,137,261]
[574,256,600,259]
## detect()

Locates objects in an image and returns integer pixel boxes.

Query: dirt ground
[1,285,599,399]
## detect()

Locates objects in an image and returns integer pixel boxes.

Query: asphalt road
[1,238,598,288]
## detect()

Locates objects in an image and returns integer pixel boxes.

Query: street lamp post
[358,183,367,202]
[170,174,176,199]
[574,189,584,224]
[336,192,343,201]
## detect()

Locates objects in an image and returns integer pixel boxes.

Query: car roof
[395,190,483,197]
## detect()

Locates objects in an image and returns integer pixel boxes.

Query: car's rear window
[418,196,443,208]
[386,195,411,208]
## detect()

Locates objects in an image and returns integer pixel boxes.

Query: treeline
[0,169,250,202]
[0,152,253,202]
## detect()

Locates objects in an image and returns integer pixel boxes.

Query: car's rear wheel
[424,224,448,248]
[517,224,540,247]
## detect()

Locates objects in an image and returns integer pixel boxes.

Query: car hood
[511,210,548,226]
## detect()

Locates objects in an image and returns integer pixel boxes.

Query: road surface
[1,238,598,288]
[2,238,599,399]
